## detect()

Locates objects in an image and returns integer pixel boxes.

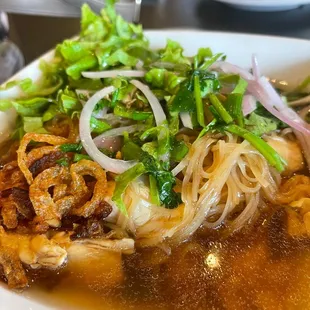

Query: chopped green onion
[225,93,244,128]
[60,143,82,153]
[209,93,233,124]
[73,153,92,162]
[194,75,205,127]
[225,124,286,172]
[149,174,160,205]
[56,158,70,166]
[197,119,217,139]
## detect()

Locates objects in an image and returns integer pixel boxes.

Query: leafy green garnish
[56,158,70,167]
[244,112,279,136]
[112,162,146,215]
[90,117,111,134]
[122,140,181,209]
[225,124,286,172]
[73,154,92,162]
[60,143,82,153]
[23,117,47,133]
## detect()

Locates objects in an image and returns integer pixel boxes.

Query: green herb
[23,117,47,133]
[170,83,195,112]
[244,112,278,136]
[171,139,189,162]
[60,143,82,153]
[209,93,233,124]
[90,117,111,134]
[114,104,152,121]
[56,158,70,166]
[225,93,244,127]
[122,140,181,209]
[194,75,205,126]
[73,154,92,162]
[224,124,286,172]
[232,78,248,95]
[149,174,160,205]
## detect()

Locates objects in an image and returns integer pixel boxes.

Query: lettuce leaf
[244,112,279,136]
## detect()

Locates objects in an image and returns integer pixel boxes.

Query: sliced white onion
[130,79,166,126]
[242,95,257,116]
[79,86,136,174]
[180,112,193,129]
[82,70,145,79]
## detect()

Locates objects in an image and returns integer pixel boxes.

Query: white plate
[213,0,310,11]
[1,30,310,310]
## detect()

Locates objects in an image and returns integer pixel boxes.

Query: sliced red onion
[94,136,122,152]
[180,112,193,129]
[79,86,136,174]
[130,79,166,126]
[242,95,257,116]
[210,61,254,80]
[213,60,310,136]
[82,70,145,79]
[212,59,310,170]
[247,78,310,136]
[252,54,260,81]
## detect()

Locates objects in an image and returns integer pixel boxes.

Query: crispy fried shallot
[29,166,71,227]
[0,161,27,192]
[29,160,109,227]
[17,133,68,184]
[69,160,108,217]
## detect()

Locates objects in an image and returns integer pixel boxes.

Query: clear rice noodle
[114,133,280,246]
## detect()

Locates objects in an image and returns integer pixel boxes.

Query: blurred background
[1,0,310,82]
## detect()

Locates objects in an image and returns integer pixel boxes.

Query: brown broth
[18,207,310,310]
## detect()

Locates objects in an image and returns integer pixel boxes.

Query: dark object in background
[0,12,24,84]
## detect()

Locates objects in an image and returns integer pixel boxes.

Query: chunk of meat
[265,135,304,175]
[72,237,135,255]
[19,235,67,269]
[0,227,28,289]
[67,244,125,289]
